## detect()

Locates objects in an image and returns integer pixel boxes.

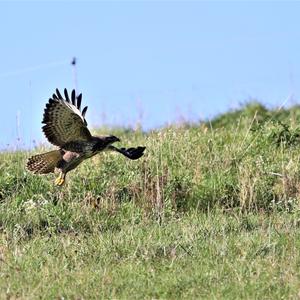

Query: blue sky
[0,1,299,149]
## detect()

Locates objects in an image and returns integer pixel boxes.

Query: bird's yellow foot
[54,176,65,186]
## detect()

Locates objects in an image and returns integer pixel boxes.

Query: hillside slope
[1,103,300,298]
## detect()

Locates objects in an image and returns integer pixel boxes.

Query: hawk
[27,88,145,186]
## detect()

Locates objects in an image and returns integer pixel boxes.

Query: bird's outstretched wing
[42,88,92,147]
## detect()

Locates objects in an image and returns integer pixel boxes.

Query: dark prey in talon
[26,88,146,186]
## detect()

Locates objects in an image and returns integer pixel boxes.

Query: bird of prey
[27,88,145,186]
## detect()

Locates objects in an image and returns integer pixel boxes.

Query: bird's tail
[27,150,62,174]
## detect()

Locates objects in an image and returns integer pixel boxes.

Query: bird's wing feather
[42,88,91,147]
[109,146,146,160]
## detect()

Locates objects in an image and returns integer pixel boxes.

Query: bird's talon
[54,176,65,186]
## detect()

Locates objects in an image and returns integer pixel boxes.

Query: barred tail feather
[27,150,62,174]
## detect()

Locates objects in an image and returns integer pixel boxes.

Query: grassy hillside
[2,103,300,298]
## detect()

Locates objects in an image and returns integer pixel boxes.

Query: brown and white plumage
[42,89,91,148]
[27,88,146,186]
[27,150,63,174]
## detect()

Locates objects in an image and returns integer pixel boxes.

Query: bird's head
[104,135,120,144]
[93,135,121,152]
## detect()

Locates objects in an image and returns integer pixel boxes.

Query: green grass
[2,103,300,298]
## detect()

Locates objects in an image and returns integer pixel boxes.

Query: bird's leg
[54,171,66,186]
[108,145,146,160]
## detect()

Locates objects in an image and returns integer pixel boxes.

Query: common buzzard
[27,88,145,186]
